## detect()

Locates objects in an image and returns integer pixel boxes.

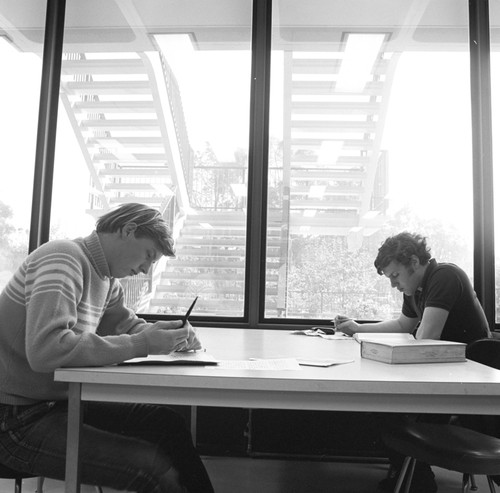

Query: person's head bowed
[96,202,175,258]
[374,232,431,276]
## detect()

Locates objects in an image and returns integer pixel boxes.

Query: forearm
[354,319,410,333]
[27,326,149,371]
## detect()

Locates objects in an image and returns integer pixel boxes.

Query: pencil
[182,296,199,324]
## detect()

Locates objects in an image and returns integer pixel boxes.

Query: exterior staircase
[150,211,281,317]
[56,31,398,317]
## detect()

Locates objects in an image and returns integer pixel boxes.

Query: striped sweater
[0,231,150,404]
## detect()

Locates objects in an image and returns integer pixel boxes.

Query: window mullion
[246,0,273,327]
[469,0,495,329]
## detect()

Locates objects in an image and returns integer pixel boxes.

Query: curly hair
[374,232,431,275]
[96,203,175,257]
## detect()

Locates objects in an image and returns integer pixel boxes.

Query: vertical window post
[29,0,66,252]
[469,0,495,328]
[246,0,272,325]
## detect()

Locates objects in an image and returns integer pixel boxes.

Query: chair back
[462,338,500,437]
[466,338,500,370]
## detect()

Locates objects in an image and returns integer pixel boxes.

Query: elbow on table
[27,348,65,373]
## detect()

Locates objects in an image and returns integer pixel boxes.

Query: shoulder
[32,238,83,255]
[429,262,467,282]
[26,239,87,272]
[425,262,469,296]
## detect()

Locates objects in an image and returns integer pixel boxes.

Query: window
[0,0,45,288]
[267,0,473,320]
[51,0,252,317]
[1,0,497,327]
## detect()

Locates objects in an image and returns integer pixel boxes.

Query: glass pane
[491,0,500,322]
[268,0,473,319]
[51,0,252,316]
[0,0,45,287]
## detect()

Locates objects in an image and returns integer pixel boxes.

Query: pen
[182,296,198,325]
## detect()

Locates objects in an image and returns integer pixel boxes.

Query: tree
[284,207,472,320]
[0,201,28,286]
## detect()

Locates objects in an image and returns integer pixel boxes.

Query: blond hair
[96,203,175,257]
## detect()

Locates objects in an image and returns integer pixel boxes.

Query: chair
[466,337,500,369]
[0,463,44,493]
[381,338,500,493]
[0,462,102,493]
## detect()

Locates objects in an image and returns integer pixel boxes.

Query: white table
[54,328,500,492]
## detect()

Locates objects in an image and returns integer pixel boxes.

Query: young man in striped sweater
[0,203,214,493]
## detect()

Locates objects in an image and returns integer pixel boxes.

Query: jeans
[0,400,214,493]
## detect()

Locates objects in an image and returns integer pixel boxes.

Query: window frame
[29,0,497,331]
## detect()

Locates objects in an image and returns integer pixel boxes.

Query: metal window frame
[469,0,496,329]
[29,0,498,330]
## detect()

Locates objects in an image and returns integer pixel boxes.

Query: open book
[120,351,219,366]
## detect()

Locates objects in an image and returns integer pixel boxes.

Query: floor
[1,456,494,493]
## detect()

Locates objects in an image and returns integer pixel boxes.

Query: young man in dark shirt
[336,231,490,343]
[336,232,491,492]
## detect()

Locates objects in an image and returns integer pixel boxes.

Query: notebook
[120,351,219,366]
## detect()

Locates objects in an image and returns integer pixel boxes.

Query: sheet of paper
[297,358,354,367]
[315,333,352,340]
[215,358,301,370]
[290,330,351,340]
[121,351,218,366]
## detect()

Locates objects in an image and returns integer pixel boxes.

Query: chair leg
[393,456,414,493]
[14,477,22,493]
[403,459,416,493]
[462,473,476,493]
[487,476,497,493]
[470,474,478,491]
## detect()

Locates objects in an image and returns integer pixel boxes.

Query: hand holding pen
[182,296,198,325]
[178,297,201,351]
[144,297,201,354]
[332,315,358,336]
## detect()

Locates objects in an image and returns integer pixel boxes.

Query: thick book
[360,339,467,364]
[120,351,219,366]
[353,332,415,344]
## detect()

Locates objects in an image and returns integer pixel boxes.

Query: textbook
[353,332,415,344]
[120,351,219,366]
[360,339,467,364]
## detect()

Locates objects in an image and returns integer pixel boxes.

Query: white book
[353,332,416,344]
[360,339,467,364]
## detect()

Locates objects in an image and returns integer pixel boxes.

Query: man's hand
[333,315,359,336]
[180,321,202,351]
[144,320,202,354]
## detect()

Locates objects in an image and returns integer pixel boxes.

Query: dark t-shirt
[402,259,490,344]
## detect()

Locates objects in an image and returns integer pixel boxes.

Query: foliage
[285,207,473,320]
[286,233,395,319]
[191,142,246,210]
[0,201,28,288]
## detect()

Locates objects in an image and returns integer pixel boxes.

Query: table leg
[65,382,82,493]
